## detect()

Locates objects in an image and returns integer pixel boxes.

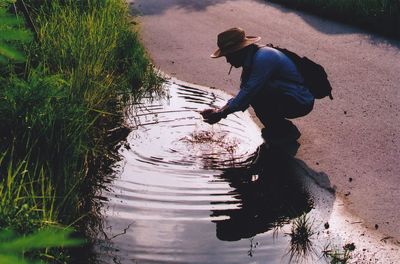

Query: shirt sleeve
[227,50,280,112]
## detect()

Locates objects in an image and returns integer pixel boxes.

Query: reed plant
[0,0,163,262]
[31,0,162,108]
[0,152,53,233]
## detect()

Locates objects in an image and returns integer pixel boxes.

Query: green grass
[32,0,162,108]
[0,0,163,262]
[266,0,400,38]
[0,227,83,264]
[0,151,56,232]
[0,0,33,63]
[323,243,356,264]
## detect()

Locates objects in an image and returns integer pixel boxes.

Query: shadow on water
[92,81,335,264]
[211,144,313,242]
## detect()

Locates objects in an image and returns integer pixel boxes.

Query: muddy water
[95,82,326,264]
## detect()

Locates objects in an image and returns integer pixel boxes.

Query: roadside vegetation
[0,0,162,262]
[323,242,356,264]
[267,0,400,39]
[285,214,357,264]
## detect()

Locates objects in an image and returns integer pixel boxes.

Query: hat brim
[210,36,261,58]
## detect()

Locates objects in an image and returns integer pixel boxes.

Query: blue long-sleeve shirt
[227,46,314,112]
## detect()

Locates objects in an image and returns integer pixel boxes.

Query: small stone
[324,222,330,229]
[344,111,347,115]
[375,224,379,230]
[349,177,353,182]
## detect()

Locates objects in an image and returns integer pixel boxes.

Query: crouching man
[201,27,314,146]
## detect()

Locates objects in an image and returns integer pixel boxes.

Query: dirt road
[130,0,400,241]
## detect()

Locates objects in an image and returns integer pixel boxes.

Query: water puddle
[93,81,392,263]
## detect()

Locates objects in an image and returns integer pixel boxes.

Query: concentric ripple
[107,83,262,222]
[95,82,314,264]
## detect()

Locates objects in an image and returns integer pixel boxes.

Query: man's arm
[200,48,280,125]
[227,49,280,112]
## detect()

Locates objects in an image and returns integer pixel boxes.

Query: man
[201,27,314,146]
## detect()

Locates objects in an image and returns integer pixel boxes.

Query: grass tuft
[323,242,356,264]
[286,213,316,263]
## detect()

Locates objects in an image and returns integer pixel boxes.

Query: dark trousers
[251,92,314,140]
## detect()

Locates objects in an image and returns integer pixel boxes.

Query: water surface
[95,82,319,263]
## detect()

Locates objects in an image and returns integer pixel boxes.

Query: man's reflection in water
[211,143,313,241]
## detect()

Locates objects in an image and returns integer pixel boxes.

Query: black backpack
[267,44,333,100]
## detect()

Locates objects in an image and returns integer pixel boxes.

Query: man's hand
[200,108,222,124]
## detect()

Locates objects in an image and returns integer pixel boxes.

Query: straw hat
[211,27,261,58]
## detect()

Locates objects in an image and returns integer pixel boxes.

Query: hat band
[219,40,242,50]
